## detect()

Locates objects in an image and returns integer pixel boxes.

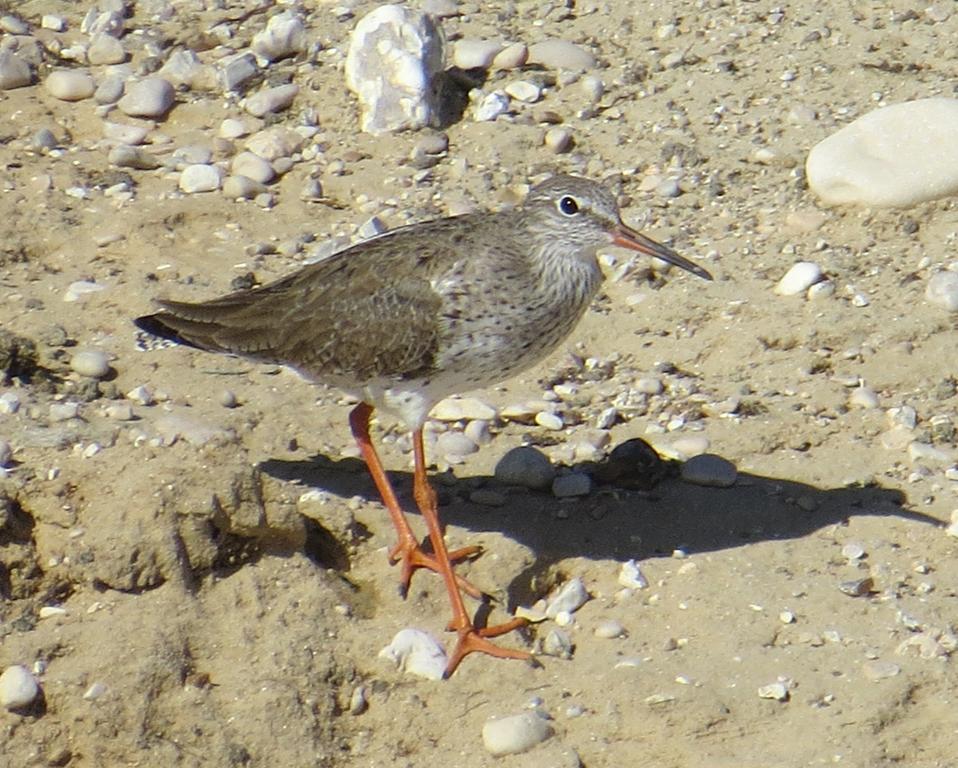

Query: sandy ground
[2,1,958,766]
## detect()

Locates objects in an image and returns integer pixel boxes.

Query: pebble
[0,440,11,467]
[251,11,306,63]
[220,52,259,92]
[49,403,80,422]
[179,164,223,193]
[0,665,39,710]
[775,262,823,296]
[41,14,66,31]
[436,431,479,460]
[535,411,564,430]
[244,83,299,117]
[345,5,444,134]
[83,681,107,701]
[926,271,958,311]
[665,434,710,460]
[475,90,510,122]
[492,43,528,70]
[862,660,901,681]
[87,34,126,65]
[464,419,492,446]
[908,441,953,464]
[70,348,111,379]
[544,127,574,154]
[219,390,238,409]
[542,628,573,658]
[841,543,865,560]
[94,75,125,105]
[849,386,880,409]
[126,385,155,406]
[482,712,553,757]
[806,98,958,207]
[757,682,789,702]
[0,393,20,414]
[680,454,737,487]
[527,39,596,70]
[118,77,175,118]
[103,122,150,145]
[109,144,160,170]
[453,39,503,69]
[594,619,627,639]
[378,628,447,680]
[105,402,134,421]
[219,118,249,140]
[618,559,649,590]
[231,152,275,184]
[505,80,542,103]
[0,52,32,90]
[839,577,874,597]
[0,15,28,35]
[64,280,106,302]
[432,396,496,421]
[552,472,592,498]
[545,577,590,619]
[223,175,267,200]
[45,70,95,101]
[495,446,555,490]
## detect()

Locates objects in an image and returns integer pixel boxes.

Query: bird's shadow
[261,449,934,608]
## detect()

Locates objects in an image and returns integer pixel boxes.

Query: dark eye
[558,196,579,216]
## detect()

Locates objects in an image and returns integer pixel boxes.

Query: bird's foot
[389,538,484,599]
[444,617,534,678]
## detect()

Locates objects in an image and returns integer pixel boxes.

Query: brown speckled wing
[145,220,475,383]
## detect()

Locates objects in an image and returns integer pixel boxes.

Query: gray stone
[118,77,175,118]
[252,11,306,63]
[680,453,737,487]
[244,84,299,117]
[45,70,95,101]
[527,40,596,70]
[0,665,39,710]
[0,52,33,90]
[494,446,555,490]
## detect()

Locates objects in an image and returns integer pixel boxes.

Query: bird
[135,174,713,677]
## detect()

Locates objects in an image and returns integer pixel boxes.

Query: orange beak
[612,224,713,281]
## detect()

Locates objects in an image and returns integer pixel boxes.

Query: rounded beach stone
[482,712,553,756]
[45,70,95,101]
[70,348,111,378]
[681,453,737,487]
[494,446,555,490]
[118,77,175,118]
[0,665,39,710]
[806,98,958,208]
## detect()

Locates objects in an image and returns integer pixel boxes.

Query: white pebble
[41,14,66,31]
[551,472,592,498]
[0,392,20,414]
[252,11,306,63]
[0,665,39,710]
[378,628,447,680]
[527,39,596,70]
[433,396,497,422]
[83,681,107,701]
[39,605,67,619]
[545,577,590,619]
[482,712,553,756]
[618,559,648,590]
[680,454,737,487]
[580,74,604,102]
[535,411,564,430]
[117,77,175,118]
[807,280,836,300]
[775,262,823,296]
[223,175,266,200]
[219,118,249,139]
[634,376,664,394]
[504,80,542,103]
[464,419,492,446]
[70,348,110,379]
[474,90,510,122]
[105,403,134,421]
[807,98,958,207]
[842,543,865,560]
[345,5,443,134]
[757,682,789,701]
[244,84,299,117]
[495,446,555,490]
[666,434,710,460]
[849,386,880,409]
[926,271,958,311]
[126,385,155,406]
[594,619,627,639]
[44,70,95,101]
[179,164,223,193]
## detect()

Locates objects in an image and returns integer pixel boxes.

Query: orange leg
[411,428,531,678]
[348,403,482,599]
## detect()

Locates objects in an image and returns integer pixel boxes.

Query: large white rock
[345,4,444,134]
[806,98,958,208]
[482,712,553,756]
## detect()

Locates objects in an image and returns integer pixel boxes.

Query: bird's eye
[558,196,579,216]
